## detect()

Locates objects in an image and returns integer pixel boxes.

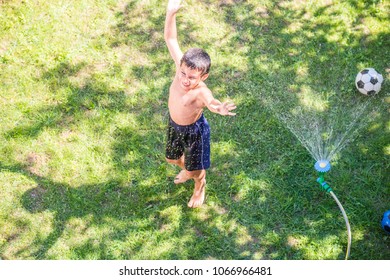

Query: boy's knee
[187,169,206,180]
[166,157,178,165]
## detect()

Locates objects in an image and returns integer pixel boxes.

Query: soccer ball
[355,68,383,96]
[382,210,390,234]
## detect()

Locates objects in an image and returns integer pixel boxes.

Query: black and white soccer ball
[355,68,383,96]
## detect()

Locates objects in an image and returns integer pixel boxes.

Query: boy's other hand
[220,101,237,116]
[167,0,183,14]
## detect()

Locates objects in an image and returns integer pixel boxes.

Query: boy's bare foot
[188,179,206,208]
[174,170,191,184]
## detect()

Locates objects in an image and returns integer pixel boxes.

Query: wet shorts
[166,114,210,171]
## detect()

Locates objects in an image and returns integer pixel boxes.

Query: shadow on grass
[1,159,265,259]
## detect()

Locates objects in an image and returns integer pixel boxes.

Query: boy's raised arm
[164,0,183,67]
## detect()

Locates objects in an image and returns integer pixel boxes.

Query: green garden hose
[315,160,352,260]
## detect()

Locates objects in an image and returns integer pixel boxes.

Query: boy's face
[179,64,208,91]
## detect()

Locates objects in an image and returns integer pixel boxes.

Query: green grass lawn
[0,0,389,260]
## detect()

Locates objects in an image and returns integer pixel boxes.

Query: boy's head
[180,48,211,77]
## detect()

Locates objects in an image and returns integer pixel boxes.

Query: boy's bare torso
[168,72,206,125]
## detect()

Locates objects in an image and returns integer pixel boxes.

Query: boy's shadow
[2,162,164,258]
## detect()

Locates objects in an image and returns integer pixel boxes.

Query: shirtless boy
[164,0,237,208]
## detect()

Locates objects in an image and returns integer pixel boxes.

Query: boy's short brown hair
[180,48,211,76]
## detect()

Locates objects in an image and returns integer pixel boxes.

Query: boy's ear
[201,73,209,81]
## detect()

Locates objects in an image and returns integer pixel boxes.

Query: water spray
[314,160,351,260]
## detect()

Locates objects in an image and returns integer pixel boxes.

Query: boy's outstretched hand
[220,101,237,116]
[167,0,183,13]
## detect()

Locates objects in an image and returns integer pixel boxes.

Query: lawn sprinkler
[315,160,332,192]
[314,160,352,260]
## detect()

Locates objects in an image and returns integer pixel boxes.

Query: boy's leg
[166,157,206,208]
[165,156,191,184]
[166,155,184,169]
[186,169,206,208]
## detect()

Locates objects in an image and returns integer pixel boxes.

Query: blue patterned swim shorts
[166,114,211,171]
